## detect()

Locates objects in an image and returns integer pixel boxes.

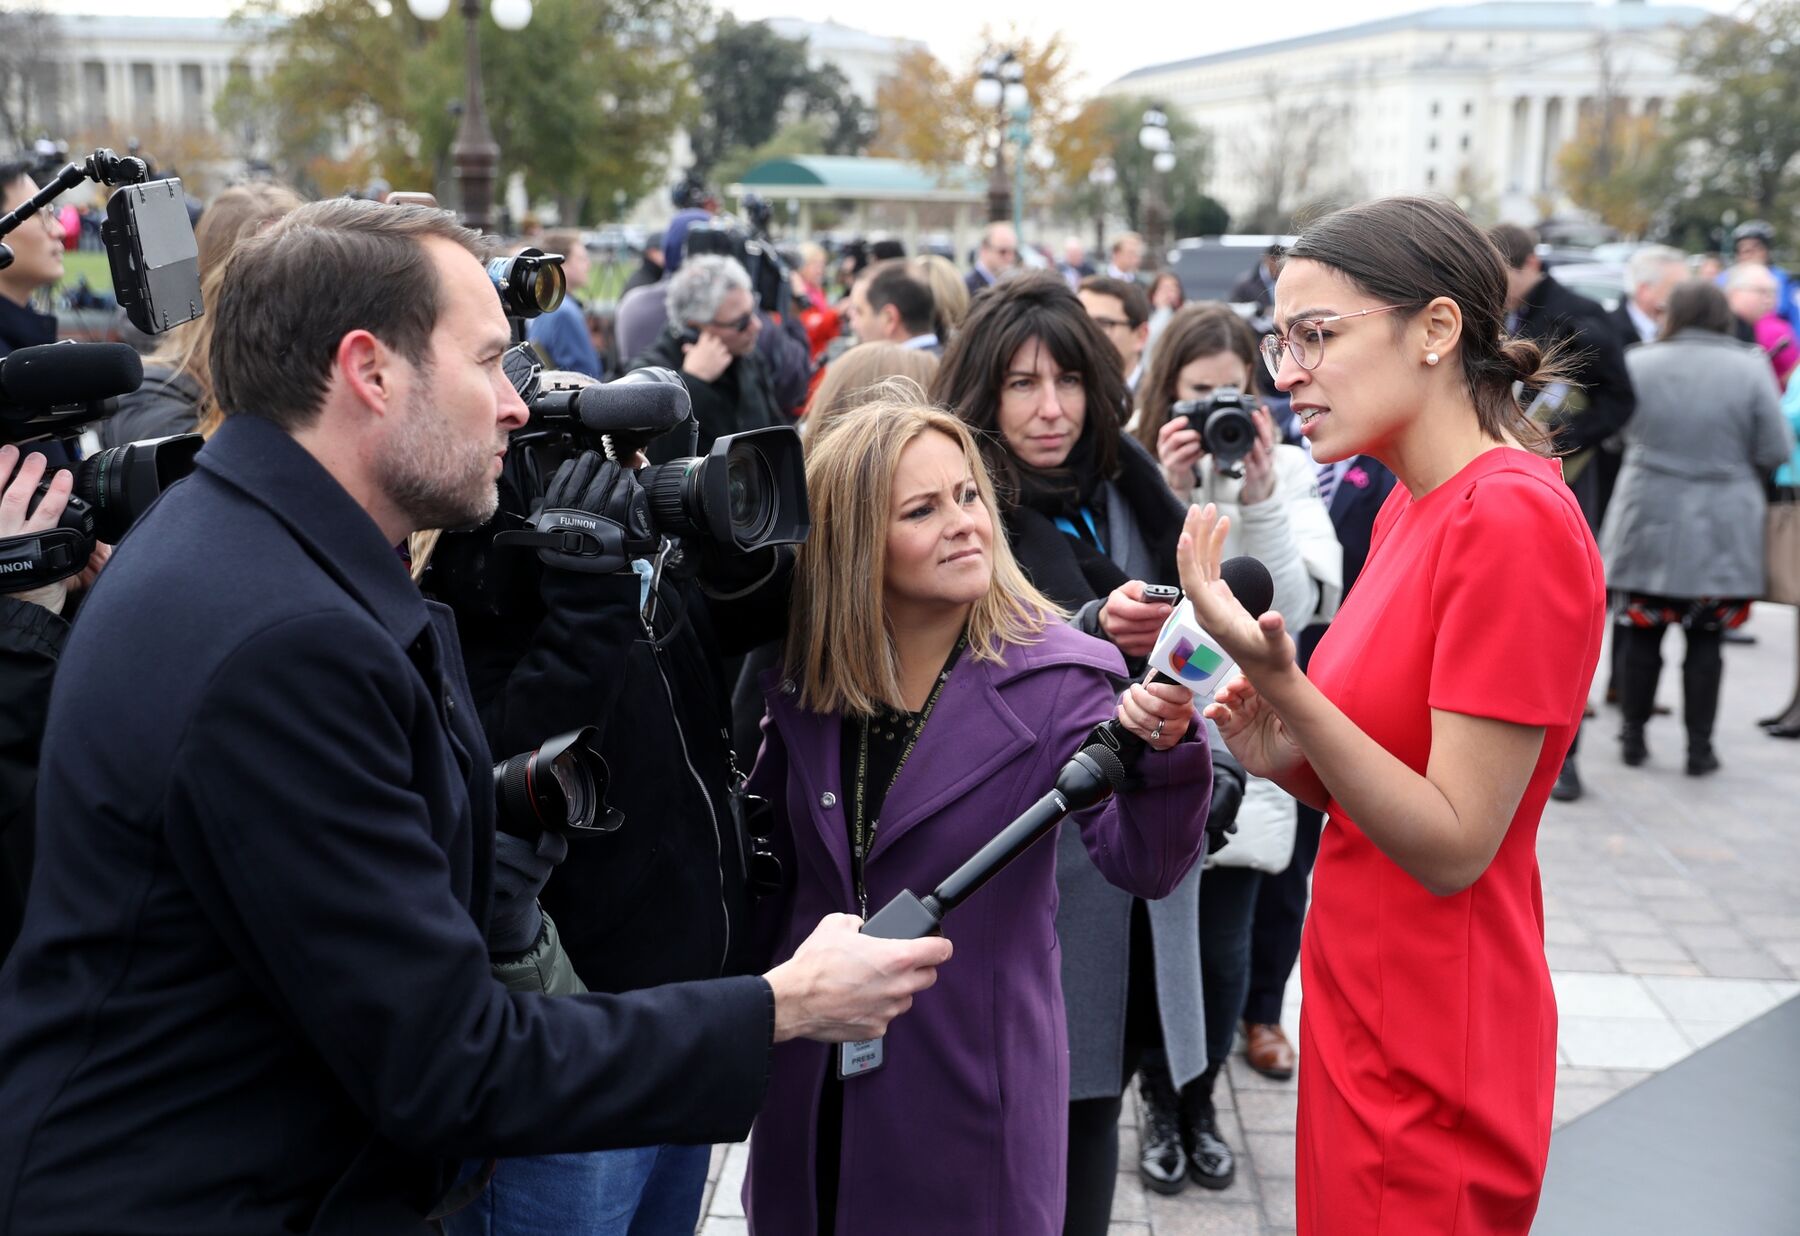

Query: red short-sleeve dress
[1299,448,1605,1234]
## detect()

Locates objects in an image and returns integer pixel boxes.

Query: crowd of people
[0,147,1797,1236]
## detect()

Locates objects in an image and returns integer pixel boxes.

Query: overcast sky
[41,0,1742,94]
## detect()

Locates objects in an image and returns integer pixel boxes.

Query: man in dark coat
[1491,222,1637,802]
[626,253,787,458]
[0,199,950,1235]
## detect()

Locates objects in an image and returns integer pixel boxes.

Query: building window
[1426,168,1437,187]
[1460,134,1470,150]
[1463,101,1473,117]
[1428,134,1439,151]
[1430,100,1441,118]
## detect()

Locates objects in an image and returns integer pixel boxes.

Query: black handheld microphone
[862,743,1130,940]
[1087,555,1277,764]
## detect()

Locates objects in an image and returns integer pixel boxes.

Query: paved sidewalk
[698,604,1800,1235]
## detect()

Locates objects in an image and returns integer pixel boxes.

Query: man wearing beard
[0,199,952,1235]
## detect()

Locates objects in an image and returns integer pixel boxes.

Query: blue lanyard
[1054,508,1106,554]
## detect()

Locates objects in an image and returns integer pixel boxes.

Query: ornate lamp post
[1139,108,1175,258]
[974,50,1027,225]
[406,0,533,234]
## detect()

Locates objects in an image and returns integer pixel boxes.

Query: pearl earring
[1426,351,1440,365]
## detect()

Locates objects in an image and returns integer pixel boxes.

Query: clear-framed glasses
[1259,304,1410,378]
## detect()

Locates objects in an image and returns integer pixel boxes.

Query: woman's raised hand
[1204,673,1304,780]
[1175,503,1296,681]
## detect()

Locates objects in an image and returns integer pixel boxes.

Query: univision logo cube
[1169,637,1225,683]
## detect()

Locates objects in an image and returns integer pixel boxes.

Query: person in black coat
[0,445,83,964]
[1490,223,1637,802]
[1240,454,1397,1075]
[0,199,949,1235]
[429,434,794,1233]
[626,254,788,459]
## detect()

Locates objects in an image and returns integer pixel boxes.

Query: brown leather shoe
[1243,1022,1296,1080]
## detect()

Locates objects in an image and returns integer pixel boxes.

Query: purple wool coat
[741,623,1212,1236]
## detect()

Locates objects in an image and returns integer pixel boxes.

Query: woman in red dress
[1175,196,1606,1234]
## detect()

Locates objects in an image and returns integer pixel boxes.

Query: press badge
[838,1037,884,1078]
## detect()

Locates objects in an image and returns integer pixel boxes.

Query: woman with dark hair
[931,272,1243,1233]
[1126,300,1339,1193]
[1600,279,1796,771]
[1174,196,1607,1233]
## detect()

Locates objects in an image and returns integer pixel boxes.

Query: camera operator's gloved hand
[487,830,569,957]
[528,449,659,575]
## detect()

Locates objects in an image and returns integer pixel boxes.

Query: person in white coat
[1126,300,1342,1194]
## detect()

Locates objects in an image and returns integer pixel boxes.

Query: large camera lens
[492,726,621,842]
[725,444,776,546]
[487,248,566,319]
[1202,406,1256,467]
[639,425,809,554]
[71,432,203,543]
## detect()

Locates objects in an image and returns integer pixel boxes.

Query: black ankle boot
[1621,724,1648,766]
[1136,1062,1186,1195]
[1686,744,1720,776]
[1183,1109,1236,1190]
[1178,1066,1235,1190]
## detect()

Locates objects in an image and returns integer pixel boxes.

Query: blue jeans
[444,1144,710,1236]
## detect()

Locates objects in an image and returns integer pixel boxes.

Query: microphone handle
[931,787,1073,917]
[1091,670,1178,766]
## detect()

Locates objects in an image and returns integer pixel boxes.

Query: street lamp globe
[973,73,1003,111]
[490,0,532,30]
[1153,150,1177,174]
[405,0,452,19]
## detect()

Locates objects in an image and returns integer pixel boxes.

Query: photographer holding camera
[0,199,952,1235]
[0,447,83,959]
[428,361,802,1233]
[627,254,787,457]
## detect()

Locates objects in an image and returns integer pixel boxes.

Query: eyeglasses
[709,310,755,333]
[1259,305,1409,378]
[1089,315,1133,332]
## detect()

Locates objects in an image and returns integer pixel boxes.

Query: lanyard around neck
[850,635,964,917]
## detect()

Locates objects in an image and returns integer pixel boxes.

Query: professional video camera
[502,350,808,560]
[493,726,623,843]
[0,147,205,591]
[1171,385,1258,476]
[421,350,809,620]
[684,200,791,319]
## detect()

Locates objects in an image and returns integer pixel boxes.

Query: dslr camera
[0,148,205,591]
[1171,386,1259,476]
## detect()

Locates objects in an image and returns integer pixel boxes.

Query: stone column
[1521,94,1546,196]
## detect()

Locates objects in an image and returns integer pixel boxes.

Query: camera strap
[0,526,93,590]
[494,509,633,574]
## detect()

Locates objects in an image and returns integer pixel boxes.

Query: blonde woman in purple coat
[743,399,1213,1235]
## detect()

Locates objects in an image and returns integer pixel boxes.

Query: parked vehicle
[1165,234,1296,303]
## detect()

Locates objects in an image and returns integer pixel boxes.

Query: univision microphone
[1147,555,1276,696]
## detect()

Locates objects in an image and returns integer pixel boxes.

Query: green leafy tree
[1057,95,1214,238]
[225,0,701,223]
[686,16,872,177]
[1653,2,1800,235]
